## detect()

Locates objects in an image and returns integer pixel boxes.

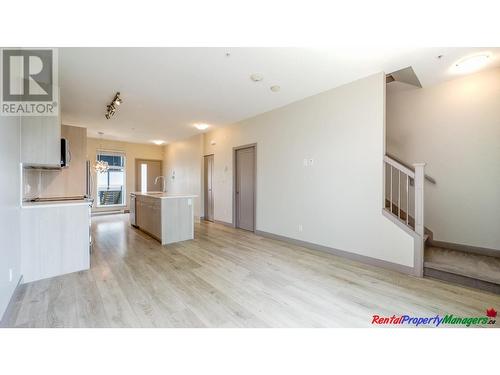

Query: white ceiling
[60,47,500,144]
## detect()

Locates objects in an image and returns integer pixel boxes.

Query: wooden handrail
[383,155,415,178]
[386,153,436,184]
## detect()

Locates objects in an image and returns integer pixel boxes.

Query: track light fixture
[105,104,116,119]
[105,92,123,119]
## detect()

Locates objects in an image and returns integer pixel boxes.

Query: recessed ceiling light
[152,140,166,145]
[452,53,491,74]
[194,123,209,130]
[270,85,281,92]
[250,73,264,82]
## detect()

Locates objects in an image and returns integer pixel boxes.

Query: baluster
[390,165,393,213]
[406,174,409,226]
[398,171,401,219]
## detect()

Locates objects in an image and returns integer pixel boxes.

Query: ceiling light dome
[250,73,264,82]
[194,123,209,130]
[452,53,492,74]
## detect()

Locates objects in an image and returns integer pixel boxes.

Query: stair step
[424,267,500,295]
[424,246,500,285]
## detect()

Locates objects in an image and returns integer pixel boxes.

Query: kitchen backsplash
[23,169,42,201]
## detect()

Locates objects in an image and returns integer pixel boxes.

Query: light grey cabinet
[21,115,61,167]
[136,195,161,240]
[133,193,195,245]
[21,203,90,283]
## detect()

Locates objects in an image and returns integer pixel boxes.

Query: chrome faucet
[154,176,167,192]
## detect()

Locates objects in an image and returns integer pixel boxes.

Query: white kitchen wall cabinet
[21,115,61,167]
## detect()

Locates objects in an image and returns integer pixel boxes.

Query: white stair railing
[384,155,426,276]
[383,155,425,237]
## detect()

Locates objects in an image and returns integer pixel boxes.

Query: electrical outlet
[9,269,13,282]
[298,224,303,232]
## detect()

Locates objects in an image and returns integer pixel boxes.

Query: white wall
[0,116,22,319]
[387,67,500,250]
[202,73,415,267]
[163,134,204,219]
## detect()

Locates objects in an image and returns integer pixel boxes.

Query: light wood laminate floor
[2,214,499,328]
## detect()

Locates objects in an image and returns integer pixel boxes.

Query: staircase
[424,245,500,294]
[384,154,500,294]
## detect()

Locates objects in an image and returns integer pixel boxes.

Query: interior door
[235,146,255,231]
[135,159,163,192]
[204,154,214,222]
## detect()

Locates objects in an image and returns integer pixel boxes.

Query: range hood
[23,164,62,170]
[23,138,70,170]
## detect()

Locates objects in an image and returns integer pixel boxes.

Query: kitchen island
[131,192,197,245]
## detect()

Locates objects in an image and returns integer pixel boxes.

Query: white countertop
[22,199,92,209]
[132,192,198,199]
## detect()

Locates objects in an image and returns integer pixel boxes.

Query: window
[96,152,126,207]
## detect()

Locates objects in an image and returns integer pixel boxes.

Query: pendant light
[94,132,109,173]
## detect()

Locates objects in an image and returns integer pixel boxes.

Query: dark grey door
[235,146,255,231]
[204,154,214,222]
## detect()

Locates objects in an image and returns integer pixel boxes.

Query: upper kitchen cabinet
[21,114,61,167]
